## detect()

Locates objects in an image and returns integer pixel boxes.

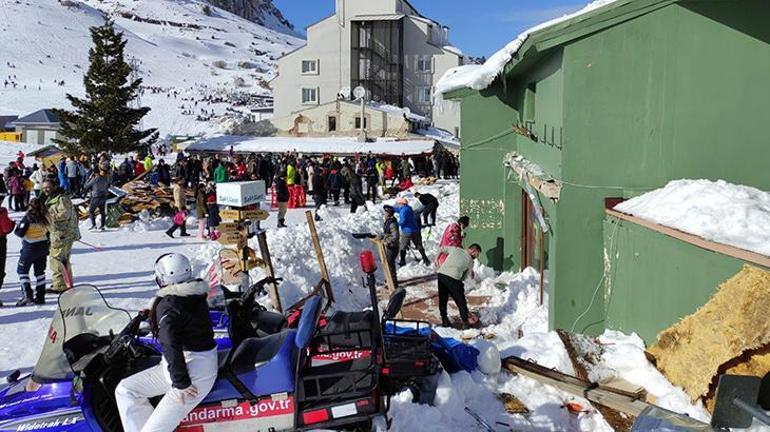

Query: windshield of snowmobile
[31,285,131,382]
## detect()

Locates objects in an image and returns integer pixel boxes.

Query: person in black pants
[379,205,400,288]
[414,192,439,227]
[436,244,481,329]
[14,198,49,306]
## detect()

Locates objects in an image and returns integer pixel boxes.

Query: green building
[442,0,770,341]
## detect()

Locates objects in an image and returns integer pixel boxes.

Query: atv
[0,284,384,431]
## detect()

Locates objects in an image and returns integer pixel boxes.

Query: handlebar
[104,311,149,363]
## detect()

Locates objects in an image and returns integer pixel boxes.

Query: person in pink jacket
[437,216,469,266]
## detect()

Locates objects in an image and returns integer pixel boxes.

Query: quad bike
[0,249,442,431]
[0,288,378,431]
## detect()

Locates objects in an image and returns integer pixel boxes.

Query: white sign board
[216,181,266,207]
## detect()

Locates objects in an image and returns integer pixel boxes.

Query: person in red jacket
[437,216,470,266]
[134,160,146,176]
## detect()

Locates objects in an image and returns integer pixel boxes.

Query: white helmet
[154,253,193,287]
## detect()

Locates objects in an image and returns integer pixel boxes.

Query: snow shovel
[711,374,770,429]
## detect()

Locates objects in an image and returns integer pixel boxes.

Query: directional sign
[220,209,242,221]
[243,210,269,221]
[217,232,244,245]
[218,222,240,234]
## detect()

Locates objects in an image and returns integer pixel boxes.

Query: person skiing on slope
[115,253,217,432]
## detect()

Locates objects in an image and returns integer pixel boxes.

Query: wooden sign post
[256,230,282,312]
[305,211,335,303]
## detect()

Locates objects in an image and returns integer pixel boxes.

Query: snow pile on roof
[615,179,770,257]
[435,0,618,96]
[367,102,427,123]
[189,135,436,156]
[443,45,464,57]
[415,127,460,149]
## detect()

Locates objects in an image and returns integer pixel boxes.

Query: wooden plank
[606,209,770,268]
[256,231,282,312]
[370,238,396,295]
[503,356,649,417]
[305,211,335,303]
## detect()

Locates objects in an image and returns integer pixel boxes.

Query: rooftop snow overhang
[505,152,561,200]
[501,0,726,79]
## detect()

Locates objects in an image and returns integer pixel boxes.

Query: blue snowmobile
[0,280,386,432]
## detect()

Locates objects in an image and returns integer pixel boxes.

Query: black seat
[229,332,289,375]
[322,311,375,348]
[217,349,230,369]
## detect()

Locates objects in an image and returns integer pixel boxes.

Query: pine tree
[54,20,158,155]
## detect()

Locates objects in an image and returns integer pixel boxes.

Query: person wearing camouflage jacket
[43,178,80,292]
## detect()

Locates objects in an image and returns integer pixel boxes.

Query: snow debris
[435,0,619,96]
[614,179,770,257]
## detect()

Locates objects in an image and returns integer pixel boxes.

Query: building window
[355,116,368,129]
[417,57,432,73]
[417,86,432,104]
[301,60,318,74]
[328,116,337,132]
[302,88,318,104]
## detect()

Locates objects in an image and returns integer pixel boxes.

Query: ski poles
[77,240,103,251]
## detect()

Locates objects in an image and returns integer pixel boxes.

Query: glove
[168,385,198,404]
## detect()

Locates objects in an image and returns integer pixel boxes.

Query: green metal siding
[603,216,768,344]
[452,0,770,336]
[457,87,518,271]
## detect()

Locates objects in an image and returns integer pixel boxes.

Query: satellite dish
[353,86,366,100]
[338,86,351,100]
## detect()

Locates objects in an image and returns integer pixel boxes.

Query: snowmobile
[0,284,383,432]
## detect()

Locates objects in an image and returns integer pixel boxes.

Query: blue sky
[272,0,590,58]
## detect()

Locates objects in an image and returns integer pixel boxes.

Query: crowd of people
[0,146,468,320]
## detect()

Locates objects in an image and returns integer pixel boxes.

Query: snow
[0,169,711,430]
[415,127,460,149]
[614,179,770,257]
[367,102,427,123]
[0,141,45,167]
[188,135,437,156]
[435,0,619,96]
[0,0,302,137]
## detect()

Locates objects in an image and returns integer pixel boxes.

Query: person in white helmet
[115,253,217,432]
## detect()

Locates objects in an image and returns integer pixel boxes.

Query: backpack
[173,210,187,226]
[0,208,15,236]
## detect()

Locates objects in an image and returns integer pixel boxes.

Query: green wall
[456,86,518,271]
[603,216,767,344]
[452,0,770,336]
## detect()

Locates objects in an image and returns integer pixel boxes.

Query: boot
[399,251,407,267]
[314,213,322,222]
[16,284,34,307]
[34,285,46,305]
[441,317,451,327]
[419,250,431,266]
[277,218,286,228]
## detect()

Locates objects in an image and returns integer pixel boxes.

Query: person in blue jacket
[394,197,430,266]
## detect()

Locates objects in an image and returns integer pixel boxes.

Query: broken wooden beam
[305,211,334,303]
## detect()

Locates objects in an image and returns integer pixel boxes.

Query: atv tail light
[302,408,329,425]
[381,367,390,375]
[415,360,426,367]
[359,250,377,274]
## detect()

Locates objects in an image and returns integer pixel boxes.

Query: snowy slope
[0,0,302,137]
